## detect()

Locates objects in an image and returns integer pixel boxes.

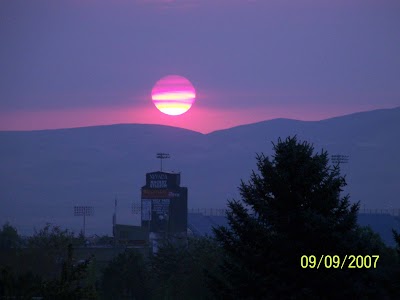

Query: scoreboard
[141,172,187,234]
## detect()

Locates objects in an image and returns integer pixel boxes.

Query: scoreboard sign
[150,180,167,188]
[146,172,180,189]
[148,173,167,189]
[141,199,170,218]
[141,171,185,233]
[141,199,152,221]
[141,198,170,232]
[151,198,170,232]
[152,199,170,215]
[142,189,180,199]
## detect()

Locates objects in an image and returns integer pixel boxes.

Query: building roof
[114,224,148,241]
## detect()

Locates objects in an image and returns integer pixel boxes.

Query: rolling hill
[1,107,399,235]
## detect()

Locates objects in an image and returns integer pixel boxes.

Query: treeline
[0,223,97,298]
[1,136,400,299]
[0,222,221,299]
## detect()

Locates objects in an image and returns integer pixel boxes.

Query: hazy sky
[1,0,399,133]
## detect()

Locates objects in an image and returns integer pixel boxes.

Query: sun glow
[151,75,196,116]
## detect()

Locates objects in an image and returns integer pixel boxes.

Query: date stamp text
[300,255,379,269]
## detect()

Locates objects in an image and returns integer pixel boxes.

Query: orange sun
[151,75,196,116]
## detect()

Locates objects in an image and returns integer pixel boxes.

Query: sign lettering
[149,174,168,180]
[150,180,167,188]
[152,199,170,214]
[168,192,180,198]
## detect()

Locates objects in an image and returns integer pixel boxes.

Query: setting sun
[151,75,196,116]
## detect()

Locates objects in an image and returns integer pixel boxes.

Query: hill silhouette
[0,107,399,235]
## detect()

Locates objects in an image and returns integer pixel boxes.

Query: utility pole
[113,196,117,238]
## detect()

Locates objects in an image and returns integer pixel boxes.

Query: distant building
[141,171,188,253]
[113,224,148,247]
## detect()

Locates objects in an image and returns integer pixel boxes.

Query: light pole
[331,154,349,165]
[157,153,170,171]
[74,206,94,238]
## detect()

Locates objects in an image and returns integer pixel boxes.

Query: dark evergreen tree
[211,136,396,299]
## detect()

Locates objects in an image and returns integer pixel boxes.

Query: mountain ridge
[1,106,399,135]
[0,107,399,235]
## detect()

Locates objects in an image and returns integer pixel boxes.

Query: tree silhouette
[149,237,222,299]
[393,229,400,256]
[211,136,395,299]
[0,226,97,299]
[0,223,21,249]
[101,250,149,299]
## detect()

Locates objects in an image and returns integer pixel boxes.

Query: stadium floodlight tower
[74,206,94,238]
[157,153,170,171]
[331,154,349,165]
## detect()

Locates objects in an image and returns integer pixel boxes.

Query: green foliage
[149,237,221,300]
[21,223,84,279]
[393,229,400,256]
[0,223,98,299]
[212,136,398,299]
[28,223,82,250]
[39,245,98,299]
[0,222,21,249]
[101,250,149,300]
[96,235,113,246]
[0,266,42,298]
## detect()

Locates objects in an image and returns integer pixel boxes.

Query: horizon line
[0,105,398,135]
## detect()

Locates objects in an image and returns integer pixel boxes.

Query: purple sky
[0,0,399,133]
